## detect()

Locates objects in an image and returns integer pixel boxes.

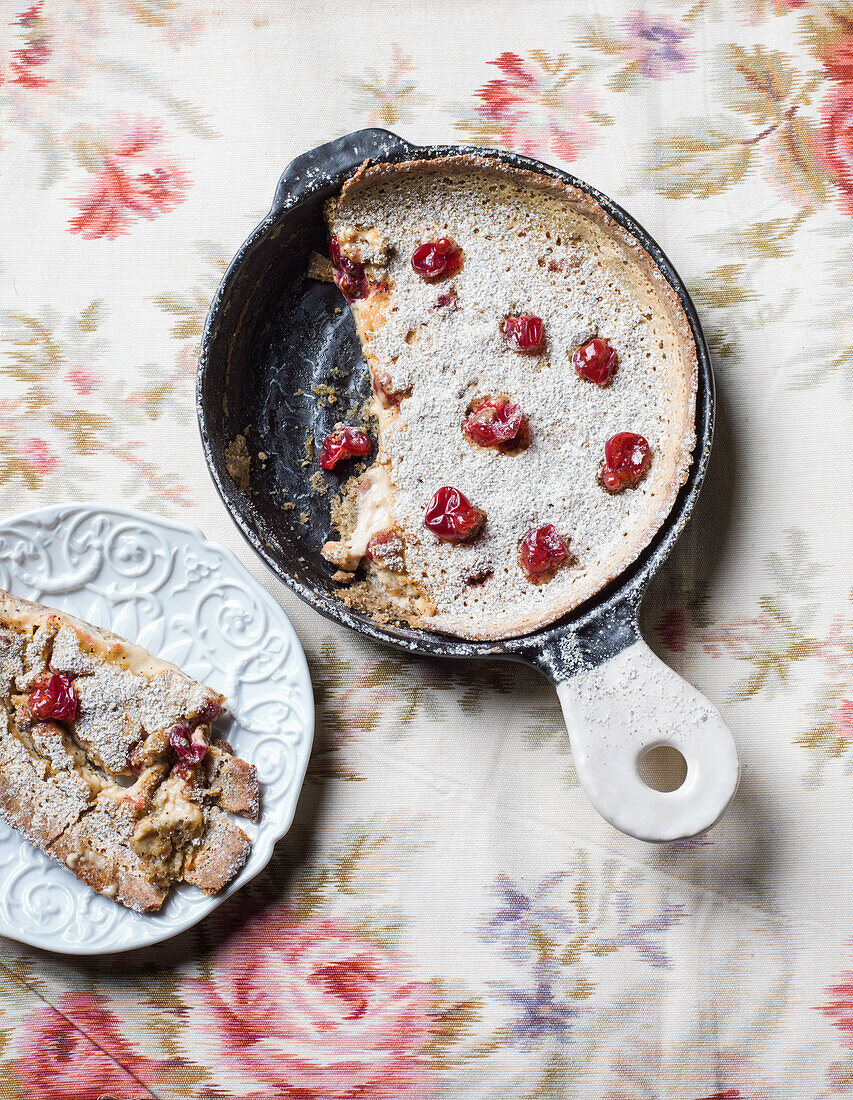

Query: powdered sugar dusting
[51,624,219,773]
[329,158,696,640]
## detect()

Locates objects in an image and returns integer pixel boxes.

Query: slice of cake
[0,589,259,912]
[311,156,697,641]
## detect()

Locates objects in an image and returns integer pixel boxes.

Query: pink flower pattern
[820,84,853,214]
[821,971,853,1045]
[14,994,162,1099]
[23,436,59,475]
[832,700,853,740]
[824,36,853,83]
[5,3,52,88]
[68,119,189,240]
[65,367,100,395]
[473,52,599,162]
[187,903,439,1099]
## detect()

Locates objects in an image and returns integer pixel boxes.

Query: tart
[0,589,259,912]
[313,156,697,641]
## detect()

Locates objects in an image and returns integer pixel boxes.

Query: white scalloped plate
[0,504,314,954]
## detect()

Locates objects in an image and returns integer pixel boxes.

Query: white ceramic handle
[556,638,739,842]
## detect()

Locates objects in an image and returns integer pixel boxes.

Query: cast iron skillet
[197,128,739,842]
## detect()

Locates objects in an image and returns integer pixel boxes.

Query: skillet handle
[272,128,418,212]
[551,636,739,842]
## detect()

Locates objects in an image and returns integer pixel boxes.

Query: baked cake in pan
[312,156,697,641]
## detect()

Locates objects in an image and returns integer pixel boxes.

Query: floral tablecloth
[1,1,853,1096]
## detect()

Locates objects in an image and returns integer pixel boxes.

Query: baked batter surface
[320,157,697,641]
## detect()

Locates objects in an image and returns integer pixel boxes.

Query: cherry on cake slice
[0,589,259,913]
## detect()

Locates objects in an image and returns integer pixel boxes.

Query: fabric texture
[1,1,852,1096]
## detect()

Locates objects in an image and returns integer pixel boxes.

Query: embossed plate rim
[0,502,314,955]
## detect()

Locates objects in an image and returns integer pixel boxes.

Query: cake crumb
[224,435,251,493]
[307,251,335,282]
[310,471,330,495]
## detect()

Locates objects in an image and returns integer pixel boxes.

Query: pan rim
[197,133,713,664]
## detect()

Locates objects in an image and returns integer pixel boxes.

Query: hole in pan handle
[554,637,740,842]
[271,128,419,213]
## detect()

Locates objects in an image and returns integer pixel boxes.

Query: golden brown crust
[182,808,251,894]
[205,739,260,821]
[48,798,169,914]
[0,713,90,849]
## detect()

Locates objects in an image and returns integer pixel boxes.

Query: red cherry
[424,486,485,542]
[329,234,368,301]
[27,673,78,722]
[518,524,569,582]
[197,701,222,724]
[463,396,524,448]
[318,427,373,470]
[598,432,652,493]
[573,338,618,386]
[599,466,624,493]
[411,237,462,279]
[168,724,207,771]
[334,270,368,301]
[502,315,544,353]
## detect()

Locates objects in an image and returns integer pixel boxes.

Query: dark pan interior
[197,133,713,667]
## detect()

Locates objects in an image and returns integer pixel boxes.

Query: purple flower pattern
[481,873,576,964]
[622,10,695,79]
[499,961,584,1049]
[480,872,685,1049]
[604,890,685,969]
